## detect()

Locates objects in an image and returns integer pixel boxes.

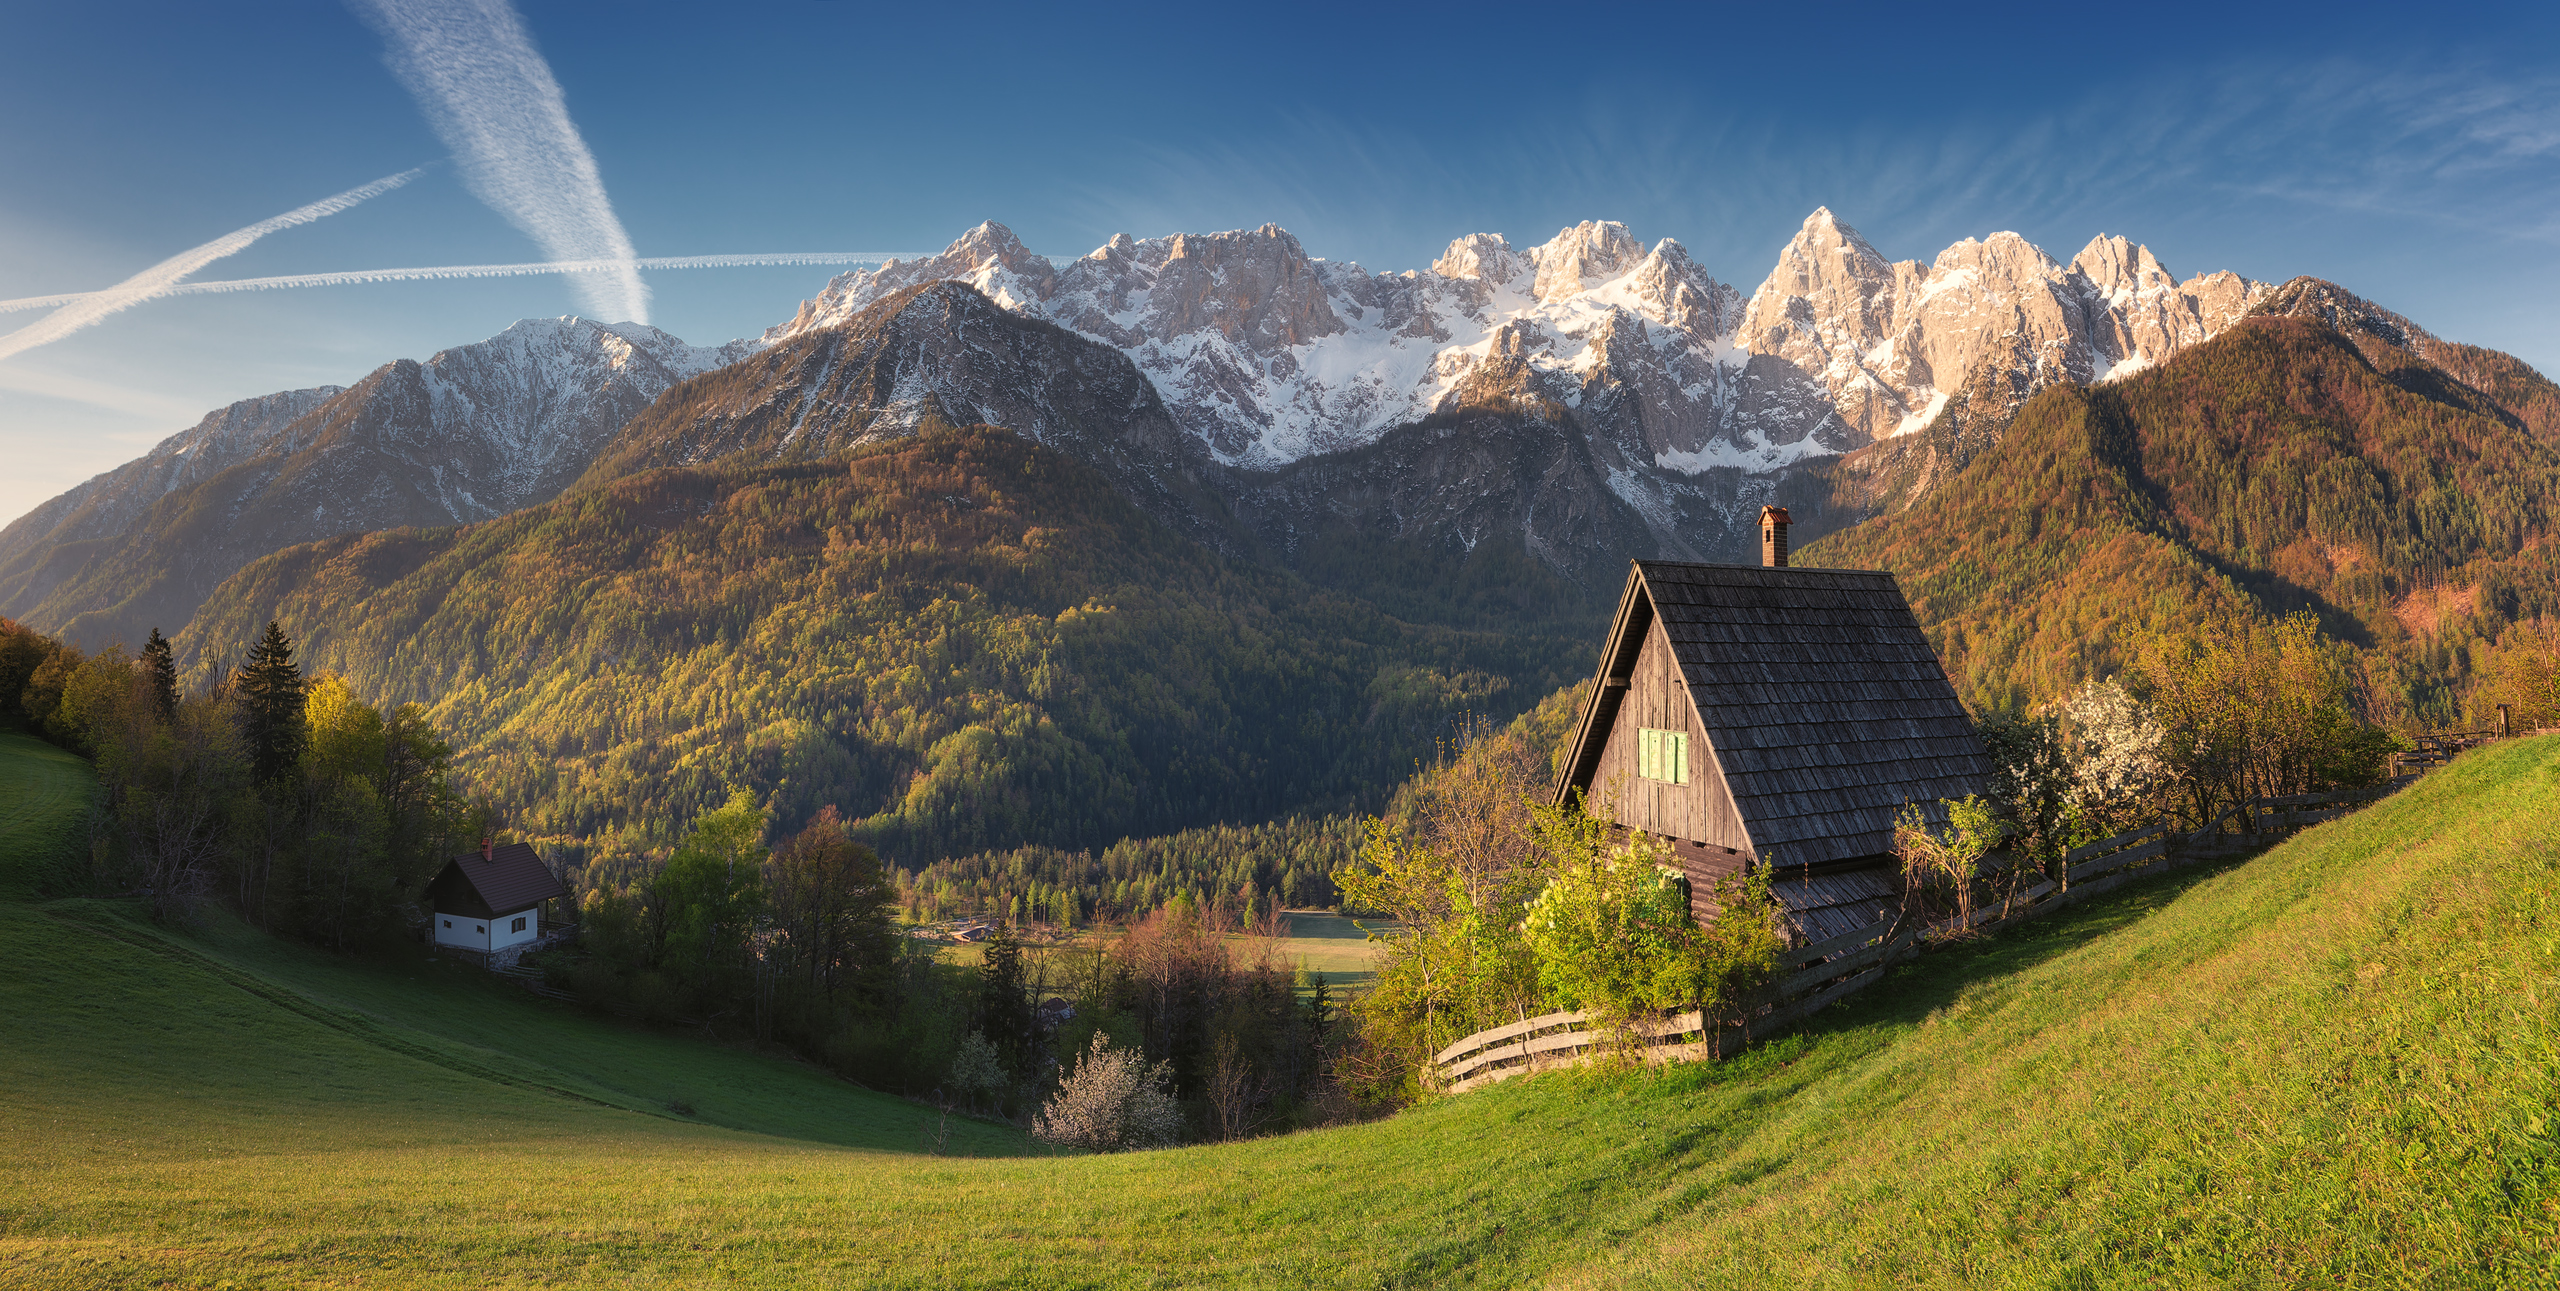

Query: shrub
[1518,812,1782,1036]
[1895,795,2009,927]
[1031,1033,1183,1153]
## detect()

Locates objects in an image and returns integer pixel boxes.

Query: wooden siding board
[1590,619,1751,851]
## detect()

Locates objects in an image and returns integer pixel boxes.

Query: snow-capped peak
[1529,221,1648,302]
[1431,233,1523,284]
[763,210,2261,473]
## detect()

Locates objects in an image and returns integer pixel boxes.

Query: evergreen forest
[173,425,1582,877]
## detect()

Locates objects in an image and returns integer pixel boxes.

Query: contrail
[351,0,650,323]
[0,169,421,364]
[0,253,924,315]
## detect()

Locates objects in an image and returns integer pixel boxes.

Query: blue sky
[3,0,2557,523]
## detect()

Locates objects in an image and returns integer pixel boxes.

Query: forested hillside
[177,425,1581,869]
[1804,314,2560,724]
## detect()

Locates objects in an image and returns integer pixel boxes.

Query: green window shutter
[1639,727,1657,780]
[1673,732,1689,785]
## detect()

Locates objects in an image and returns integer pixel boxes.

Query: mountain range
[1,209,2284,648]
[8,207,2556,863]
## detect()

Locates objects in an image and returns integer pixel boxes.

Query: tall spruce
[141,628,178,722]
[977,923,1040,1081]
[236,620,306,782]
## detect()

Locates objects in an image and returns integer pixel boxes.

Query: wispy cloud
[1063,56,2560,283]
[0,252,925,316]
[0,170,420,364]
[350,0,649,322]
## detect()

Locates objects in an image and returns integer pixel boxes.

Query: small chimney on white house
[480,836,494,862]
[1760,506,1792,568]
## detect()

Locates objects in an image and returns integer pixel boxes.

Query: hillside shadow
[40,895,1040,1158]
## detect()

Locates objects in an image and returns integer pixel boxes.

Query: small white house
[426,839,568,955]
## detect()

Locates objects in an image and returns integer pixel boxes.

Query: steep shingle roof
[1559,561,1991,868]
[430,842,568,915]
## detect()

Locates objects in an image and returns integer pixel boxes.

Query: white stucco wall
[492,907,540,949]
[433,906,541,951]
[433,912,489,950]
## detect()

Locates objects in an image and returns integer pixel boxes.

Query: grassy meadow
[929,909,1385,991]
[4,730,2556,1287]
[0,731,91,901]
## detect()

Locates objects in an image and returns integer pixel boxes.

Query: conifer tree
[978,922,1039,1081]
[236,620,306,782]
[141,627,178,722]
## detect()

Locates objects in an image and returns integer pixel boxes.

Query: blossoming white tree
[1032,1034,1183,1153]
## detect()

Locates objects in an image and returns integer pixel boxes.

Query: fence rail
[1432,738,2497,1094]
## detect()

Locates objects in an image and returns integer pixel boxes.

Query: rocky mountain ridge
[0,386,345,574]
[625,280,1652,627]
[770,210,2266,479]
[0,317,750,648]
[14,214,2523,655]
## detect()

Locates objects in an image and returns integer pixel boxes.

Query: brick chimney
[480,836,494,862]
[1760,506,1792,568]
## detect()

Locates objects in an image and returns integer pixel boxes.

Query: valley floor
[2,730,2555,1288]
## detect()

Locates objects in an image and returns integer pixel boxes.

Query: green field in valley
[927,909,1386,991]
[1269,909,1390,989]
[3,729,2556,1287]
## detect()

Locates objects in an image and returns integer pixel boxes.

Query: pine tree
[236,620,306,782]
[141,628,178,722]
[977,923,1038,1082]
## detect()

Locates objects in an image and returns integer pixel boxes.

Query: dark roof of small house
[1558,560,1993,868]
[430,842,568,915]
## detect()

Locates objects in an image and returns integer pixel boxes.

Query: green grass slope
[1575,733,2560,1288]
[6,735,2556,1287]
[0,732,93,900]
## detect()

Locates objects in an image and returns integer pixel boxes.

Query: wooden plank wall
[1594,620,1751,854]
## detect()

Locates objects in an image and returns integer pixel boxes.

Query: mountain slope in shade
[1800,298,2560,724]
[583,281,1244,557]
[0,318,752,650]
[606,280,1654,629]
[0,385,342,610]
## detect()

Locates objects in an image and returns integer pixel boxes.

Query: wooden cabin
[1552,509,1992,942]
[426,838,569,955]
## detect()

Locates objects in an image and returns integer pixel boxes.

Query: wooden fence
[1432,771,2433,1095]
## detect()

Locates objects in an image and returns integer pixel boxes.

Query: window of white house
[511,917,527,933]
[1638,727,1689,784]
[475,925,485,934]
[441,919,451,928]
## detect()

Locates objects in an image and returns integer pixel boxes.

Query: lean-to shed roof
[1557,561,1992,868]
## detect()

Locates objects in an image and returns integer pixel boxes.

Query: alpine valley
[7,209,2557,866]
